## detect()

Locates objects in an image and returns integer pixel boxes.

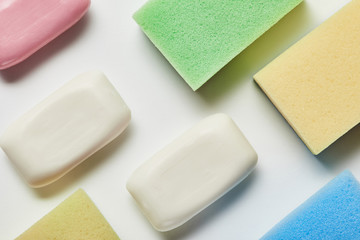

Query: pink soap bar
[0,0,90,70]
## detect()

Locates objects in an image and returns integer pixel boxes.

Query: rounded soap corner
[85,0,92,9]
[250,149,259,167]
[73,70,106,86]
[25,171,61,189]
[153,225,170,233]
[0,61,9,71]
[124,110,132,130]
[214,112,230,118]
[151,219,177,233]
[127,107,132,122]
[84,69,106,78]
[125,180,132,193]
[125,177,138,196]
[76,0,91,17]
[0,136,7,152]
[0,55,18,70]
[207,112,231,123]
[26,178,48,189]
[213,113,239,129]
[0,46,13,70]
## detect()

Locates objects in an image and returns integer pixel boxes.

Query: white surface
[127,113,257,232]
[0,0,359,239]
[1,71,130,187]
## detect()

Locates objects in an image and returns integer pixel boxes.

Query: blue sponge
[262,170,360,240]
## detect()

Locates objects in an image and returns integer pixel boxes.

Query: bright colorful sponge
[261,170,360,239]
[16,189,120,240]
[254,0,360,154]
[134,0,302,90]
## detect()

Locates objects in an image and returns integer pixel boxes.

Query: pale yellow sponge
[16,189,120,240]
[254,0,360,155]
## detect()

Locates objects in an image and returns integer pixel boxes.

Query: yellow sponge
[16,189,120,240]
[254,0,360,155]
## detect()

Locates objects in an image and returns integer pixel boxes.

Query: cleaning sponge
[16,189,120,240]
[261,170,360,239]
[254,0,360,154]
[134,0,303,90]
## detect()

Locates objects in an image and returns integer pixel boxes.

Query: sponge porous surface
[254,0,360,154]
[134,0,302,90]
[261,171,360,240]
[16,189,120,240]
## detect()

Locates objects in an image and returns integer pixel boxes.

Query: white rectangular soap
[127,113,257,232]
[0,71,131,187]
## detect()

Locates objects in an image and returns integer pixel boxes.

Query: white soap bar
[127,113,257,231]
[0,71,131,188]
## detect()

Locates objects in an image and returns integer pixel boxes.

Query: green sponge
[134,0,303,90]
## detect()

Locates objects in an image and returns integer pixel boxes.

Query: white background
[1,0,359,239]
